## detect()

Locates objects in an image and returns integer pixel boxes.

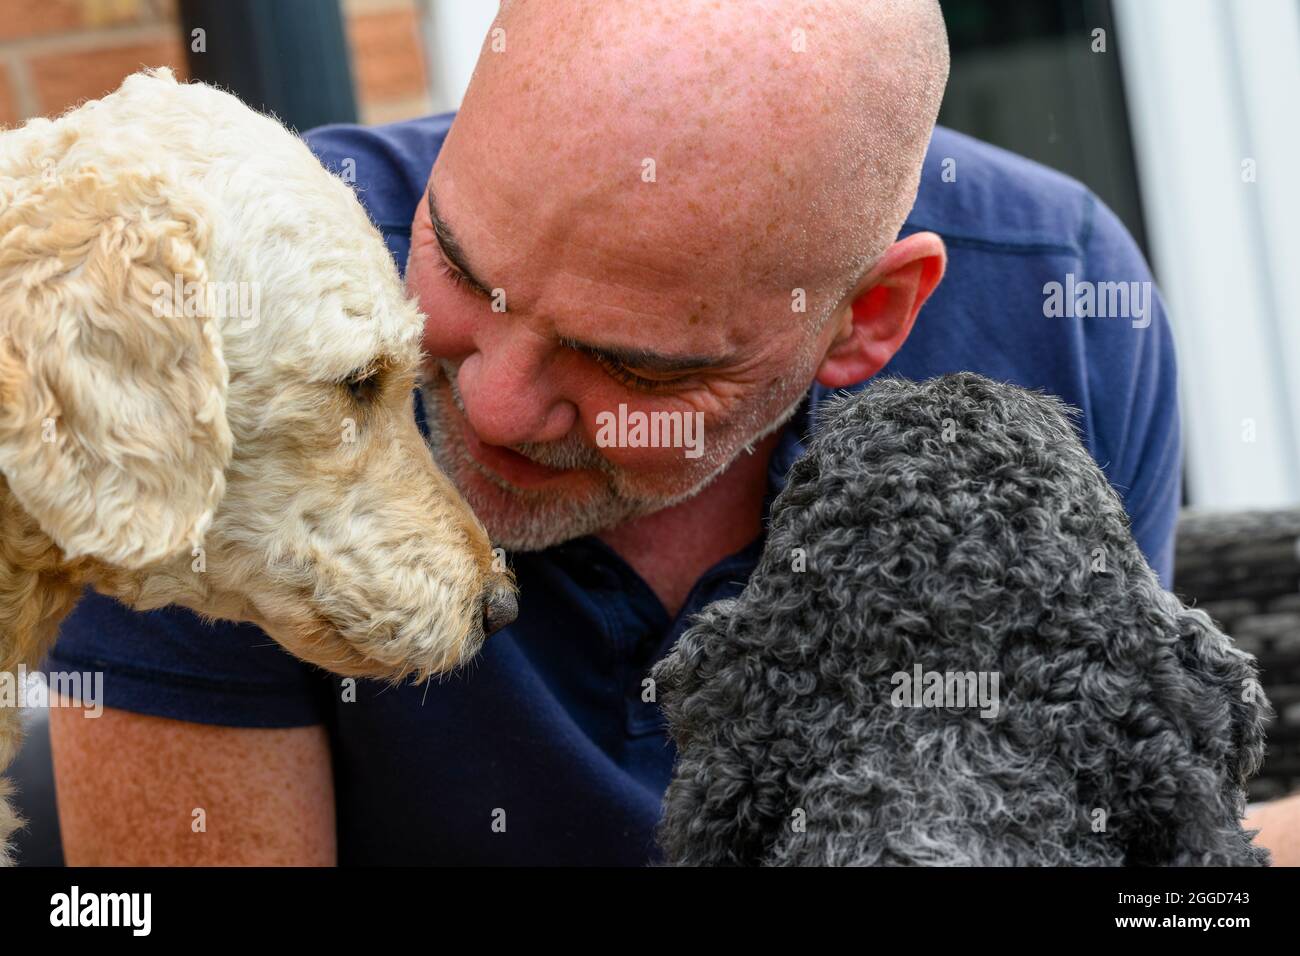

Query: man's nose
[457,331,576,447]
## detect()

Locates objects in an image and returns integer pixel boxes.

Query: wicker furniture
[1175,509,1300,801]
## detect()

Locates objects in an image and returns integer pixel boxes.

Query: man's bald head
[474,0,948,308]
[411,0,950,551]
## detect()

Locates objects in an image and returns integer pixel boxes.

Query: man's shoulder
[302,116,1110,259]
[303,112,454,235]
[908,125,1099,255]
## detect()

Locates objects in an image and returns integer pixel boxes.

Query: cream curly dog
[0,70,517,863]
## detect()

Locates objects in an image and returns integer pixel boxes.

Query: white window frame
[1114,0,1300,508]
[414,0,500,115]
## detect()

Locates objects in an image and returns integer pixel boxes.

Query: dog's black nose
[482,579,518,637]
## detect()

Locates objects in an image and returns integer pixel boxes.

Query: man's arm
[1245,795,1300,867]
[49,704,336,866]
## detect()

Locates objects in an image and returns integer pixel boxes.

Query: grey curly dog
[653,372,1271,866]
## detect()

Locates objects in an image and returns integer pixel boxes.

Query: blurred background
[4,0,1295,510]
[2,0,1298,859]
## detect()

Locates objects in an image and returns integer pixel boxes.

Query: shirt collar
[766,383,827,505]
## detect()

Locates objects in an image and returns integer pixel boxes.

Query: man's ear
[815,232,946,389]
[0,163,232,570]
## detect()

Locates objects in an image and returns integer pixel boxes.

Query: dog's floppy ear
[1117,602,1272,865]
[1177,608,1273,793]
[0,161,232,569]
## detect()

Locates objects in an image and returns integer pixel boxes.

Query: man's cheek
[403,249,458,356]
[421,309,465,363]
[415,289,474,362]
[619,446,714,474]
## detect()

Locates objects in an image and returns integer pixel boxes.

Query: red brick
[29,37,188,116]
[0,65,16,127]
[347,8,428,104]
[0,0,157,44]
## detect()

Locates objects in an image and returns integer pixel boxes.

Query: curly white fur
[0,70,515,863]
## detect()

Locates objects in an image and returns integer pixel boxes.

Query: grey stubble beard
[419,359,807,552]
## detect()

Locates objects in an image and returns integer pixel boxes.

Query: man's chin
[415,376,784,552]
[466,457,739,553]
[466,478,645,552]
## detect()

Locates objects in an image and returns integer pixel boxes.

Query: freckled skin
[51,703,335,866]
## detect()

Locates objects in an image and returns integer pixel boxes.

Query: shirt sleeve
[1077,193,1183,588]
[47,590,331,728]
[303,115,452,274]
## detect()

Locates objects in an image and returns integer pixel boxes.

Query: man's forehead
[424,173,781,362]
[451,0,949,297]
[429,134,830,313]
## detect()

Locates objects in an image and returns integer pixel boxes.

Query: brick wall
[344,0,431,125]
[0,0,431,125]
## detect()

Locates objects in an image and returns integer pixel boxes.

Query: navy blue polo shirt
[49,116,1182,865]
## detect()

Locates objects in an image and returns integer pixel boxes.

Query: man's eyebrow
[557,336,728,374]
[427,186,496,299]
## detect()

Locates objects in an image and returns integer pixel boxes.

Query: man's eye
[593,354,684,393]
[439,259,471,293]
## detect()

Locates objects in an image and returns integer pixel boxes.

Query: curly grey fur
[653,373,1271,866]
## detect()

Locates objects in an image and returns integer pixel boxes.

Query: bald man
[50,1,1186,865]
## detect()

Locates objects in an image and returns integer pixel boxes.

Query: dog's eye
[342,367,383,403]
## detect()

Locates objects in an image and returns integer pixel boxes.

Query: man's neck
[598,430,781,618]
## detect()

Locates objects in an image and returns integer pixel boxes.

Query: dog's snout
[481,577,519,637]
